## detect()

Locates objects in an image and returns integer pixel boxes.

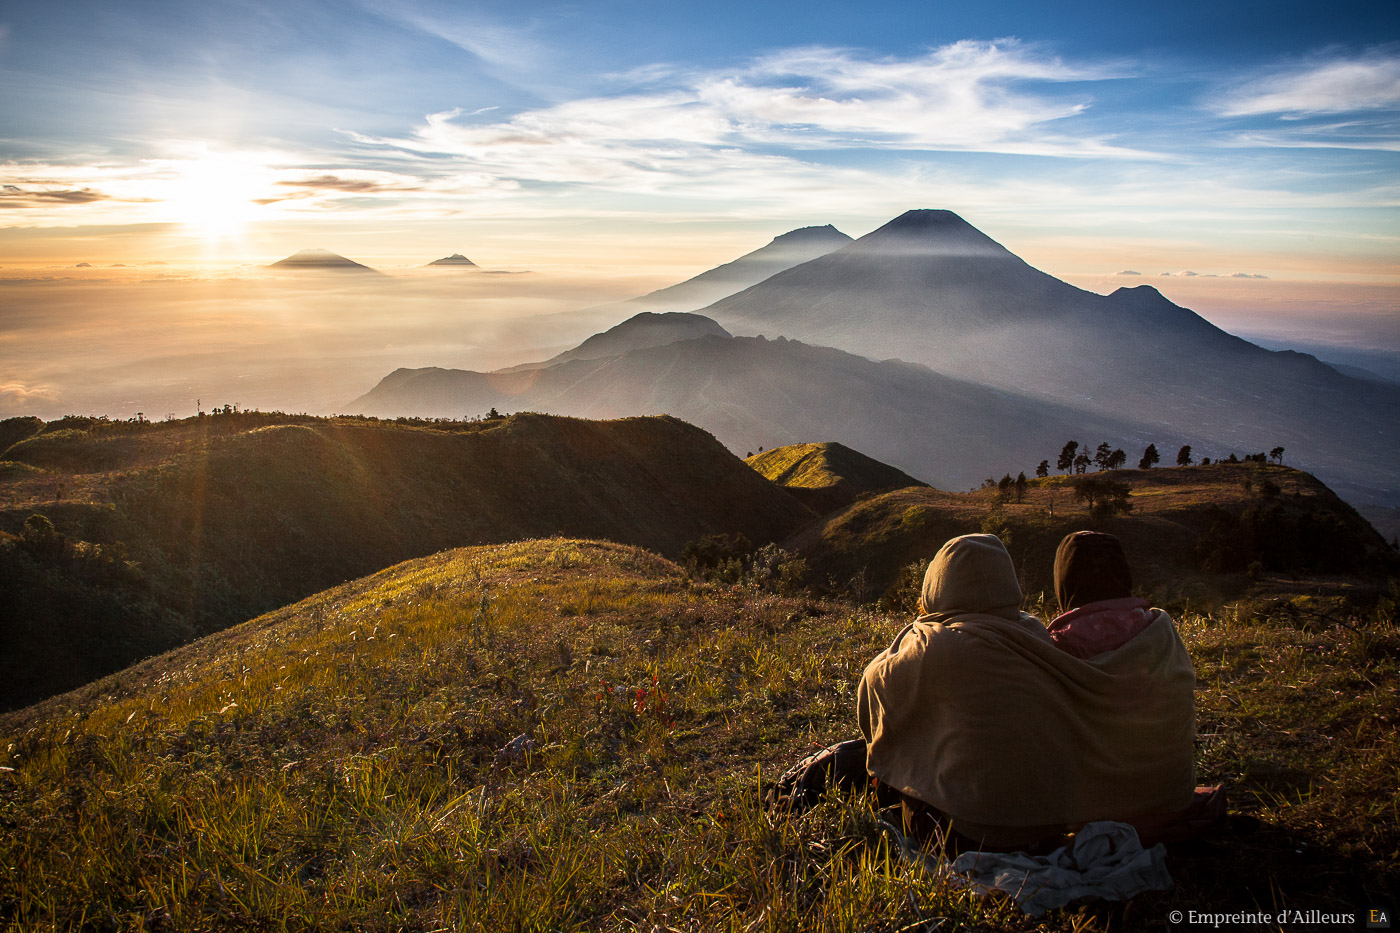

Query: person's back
[858,533,1196,850]
[1047,530,1157,658]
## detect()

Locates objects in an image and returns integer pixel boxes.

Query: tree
[1225,453,1239,464]
[20,513,66,560]
[1270,446,1285,464]
[997,474,1013,501]
[1071,476,1133,519]
[1201,457,1212,465]
[1073,452,1091,474]
[1057,441,1079,474]
[1176,445,1193,466]
[1108,448,1127,470]
[1015,472,1028,503]
[1138,444,1160,470]
[1093,442,1114,471]
[1035,460,1049,479]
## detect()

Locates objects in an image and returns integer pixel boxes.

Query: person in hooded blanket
[857,533,1200,851]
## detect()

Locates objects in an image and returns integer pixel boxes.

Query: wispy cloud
[362,41,1146,170]
[1222,124,1400,152]
[356,0,549,88]
[0,187,112,208]
[723,43,1137,155]
[0,381,55,406]
[1214,50,1400,117]
[330,41,1149,215]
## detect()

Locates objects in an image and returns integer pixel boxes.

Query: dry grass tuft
[2,538,1396,930]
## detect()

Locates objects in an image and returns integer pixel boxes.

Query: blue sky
[1,0,1397,290]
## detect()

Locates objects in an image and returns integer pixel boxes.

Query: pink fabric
[1048,597,1155,659]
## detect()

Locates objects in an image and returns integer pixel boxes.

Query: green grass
[0,411,811,710]
[792,463,1398,608]
[2,538,1396,930]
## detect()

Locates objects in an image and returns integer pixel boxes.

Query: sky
[1,0,1398,416]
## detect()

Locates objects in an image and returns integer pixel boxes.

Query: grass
[0,411,812,710]
[792,463,1398,607]
[745,443,925,514]
[3,537,1397,930]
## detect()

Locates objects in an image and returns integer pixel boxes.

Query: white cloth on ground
[949,821,1173,917]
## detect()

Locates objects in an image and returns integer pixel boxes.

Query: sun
[163,150,273,240]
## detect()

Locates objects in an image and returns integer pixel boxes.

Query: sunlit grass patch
[2,537,1396,930]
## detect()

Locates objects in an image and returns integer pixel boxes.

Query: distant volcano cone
[428,254,478,267]
[845,209,1012,257]
[603,224,852,314]
[269,249,380,272]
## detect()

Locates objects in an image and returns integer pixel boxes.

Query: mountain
[350,332,1147,494]
[427,253,478,267]
[533,224,853,340]
[268,248,381,272]
[0,412,811,709]
[700,209,1400,513]
[622,225,853,313]
[747,441,926,512]
[787,462,1400,605]
[500,312,730,372]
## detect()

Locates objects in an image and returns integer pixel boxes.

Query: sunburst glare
[161,149,276,240]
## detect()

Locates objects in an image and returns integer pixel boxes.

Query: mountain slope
[786,461,1398,604]
[700,209,1400,513]
[351,333,1148,494]
[268,248,382,273]
[427,253,477,267]
[0,412,811,709]
[535,225,854,340]
[622,225,853,313]
[746,441,927,512]
[3,536,1396,927]
[500,311,731,372]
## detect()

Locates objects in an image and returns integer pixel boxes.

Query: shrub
[1070,476,1132,518]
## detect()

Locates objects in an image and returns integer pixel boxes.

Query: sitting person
[857,533,1199,852]
[1047,530,1156,657]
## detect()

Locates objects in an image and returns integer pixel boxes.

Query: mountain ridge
[0,411,812,709]
[695,209,1400,514]
[350,329,1163,493]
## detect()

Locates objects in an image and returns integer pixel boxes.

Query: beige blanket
[857,608,1195,843]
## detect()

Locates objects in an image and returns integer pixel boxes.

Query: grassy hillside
[0,411,811,710]
[746,442,926,513]
[789,462,1399,607]
[2,538,1396,930]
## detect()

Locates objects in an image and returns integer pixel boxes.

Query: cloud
[360,2,547,80]
[1223,126,1400,152]
[1215,51,1400,117]
[345,41,1148,207]
[1117,269,1141,275]
[697,43,1137,155]
[0,381,56,407]
[0,187,112,208]
[276,173,424,194]
[1231,272,1269,279]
